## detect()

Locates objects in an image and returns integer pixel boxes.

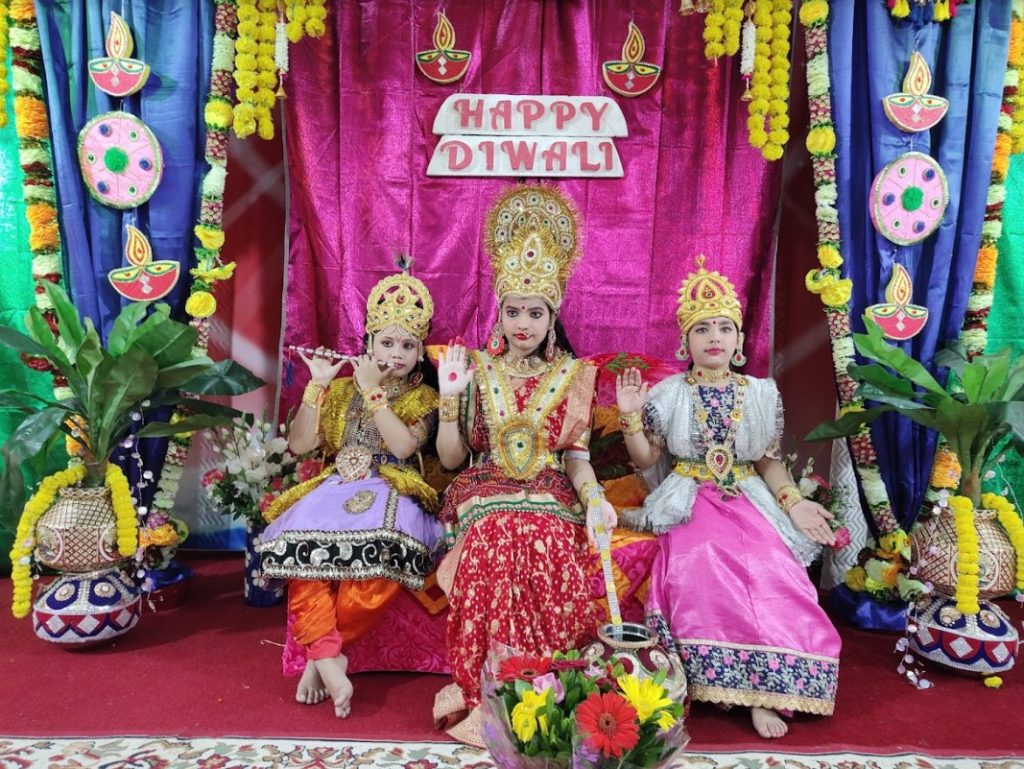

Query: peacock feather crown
[484,185,579,310]
[365,270,434,341]
[676,255,744,334]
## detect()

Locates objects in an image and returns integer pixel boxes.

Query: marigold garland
[983,492,1024,591]
[948,495,981,614]
[232,0,279,140]
[8,464,87,618]
[105,463,139,557]
[799,0,899,534]
[1011,2,1024,152]
[285,0,327,42]
[8,1,68,399]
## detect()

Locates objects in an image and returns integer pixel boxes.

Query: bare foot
[751,707,788,739]
[314,654,354,718]
[295,661,329,705]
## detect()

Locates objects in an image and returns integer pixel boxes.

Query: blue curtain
[830,0,1011,529]
[35,0,214,503]
[35,0,213,336]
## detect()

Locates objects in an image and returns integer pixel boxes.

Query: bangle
[302,382,325,408]
[439,394,460,423]
[362,386,389,415]
[618,410,643,436]
[776,484,803,513]
[580,480,604,507]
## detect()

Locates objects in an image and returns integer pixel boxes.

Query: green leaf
[961,361,987,404]
[74,318,105,381]
[135,413,239,438]
[21,308,83,395]
[150,398,244,420]
[154,356,215,390]
[0,390,66,413]
[180,359,265,395]
[977,349,1012,403]
[857,383,933,412]
[88,347,160,460]
[807,406,895,441]
[934,344,969,377]
[125,311,198,367]
[847,364,915,398]
[854,317,945,396]
[42,281,86,353]
[934,400,989,476]
[107,302,149,356]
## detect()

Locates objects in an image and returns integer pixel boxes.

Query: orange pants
[289,577,401,660]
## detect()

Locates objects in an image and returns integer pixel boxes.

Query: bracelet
[439,394,460,423]
[362,386,389,415]
[302,382,326,408]
[618,410,643,436]
[775,484,803,513]
[580,480,604,507]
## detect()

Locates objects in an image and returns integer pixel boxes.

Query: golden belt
[673,459,756,484]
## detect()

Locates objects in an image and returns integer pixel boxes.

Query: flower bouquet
[789,453,852,550]
[481,646,687,769]
[202,416,304,606]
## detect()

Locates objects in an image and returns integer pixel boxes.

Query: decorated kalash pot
[909,596,1019,677]
[33,568,141,645]
[580,524,688,703]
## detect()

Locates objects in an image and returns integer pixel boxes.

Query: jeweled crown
[676,255,744,333]
[365,272,434,341]
[484,186,578,309]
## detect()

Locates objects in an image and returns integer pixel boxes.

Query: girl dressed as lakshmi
[258,271,444,719]
[433,186,617,745]
[614,257,841,739]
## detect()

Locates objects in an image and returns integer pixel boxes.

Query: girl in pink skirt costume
[615,257,841,739]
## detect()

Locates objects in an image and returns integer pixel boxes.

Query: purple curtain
[282,0,784,405]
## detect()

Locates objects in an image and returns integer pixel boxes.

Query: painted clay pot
[35,485,121,573]
[33,567,141,646]
[909,596,1019,676]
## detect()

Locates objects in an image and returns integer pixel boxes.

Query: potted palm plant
[0,282,262,642]
[810,317,1024,676]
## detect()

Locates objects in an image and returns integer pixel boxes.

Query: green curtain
[986,152,1024,501]
[0,45,59,573]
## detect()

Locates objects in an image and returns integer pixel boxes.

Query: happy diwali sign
[427,94,628,178]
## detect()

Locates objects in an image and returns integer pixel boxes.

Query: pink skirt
[645,483,840,715]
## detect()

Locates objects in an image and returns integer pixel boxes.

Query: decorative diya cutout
[602,21,662,97]
[870,151,948,246]
[108,225,180,301]
[88,12,151,97]
[883,51,948,133]
[415,11,471,84]
[865,264,929,340]
[78,111,163,209]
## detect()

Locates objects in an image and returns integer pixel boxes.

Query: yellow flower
[806,126,836,156]
[190,261,236,283]
[984,676,1003,689]
[844,565,867,592]
[948,495,974,517]
[194,224,226,250]
[799,0,829,26]
[929,447,962,490]
[817,243,843,269]
[617,673,674,724]
[510,689,547,743]
[878,529,909,557]
[186,291,217,319]
[656,708,677,731]
[821,278,853,307]
[204,99,234,130]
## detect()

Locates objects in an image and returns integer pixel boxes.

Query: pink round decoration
[870,152,948,246]
[77,111,163,209]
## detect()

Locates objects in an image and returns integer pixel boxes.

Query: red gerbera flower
[575,690,640,758]
[497,655,552,683]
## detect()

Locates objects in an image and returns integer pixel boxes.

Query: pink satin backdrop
[282,0,782,402]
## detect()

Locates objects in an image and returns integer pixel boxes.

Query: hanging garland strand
[0,1,9,127]
[7,0,68,400]
[1012,1,1024,151]
[799,0,901,535]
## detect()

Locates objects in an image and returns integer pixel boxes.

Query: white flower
[226,460,243,475]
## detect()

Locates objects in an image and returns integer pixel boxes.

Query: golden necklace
[690,375,746,493]
[689,365,733,383]
[497,353,550,378]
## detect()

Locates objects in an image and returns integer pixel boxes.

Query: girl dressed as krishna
[615,257,841,739]
[433,186,617,745]
[258,269,444,719]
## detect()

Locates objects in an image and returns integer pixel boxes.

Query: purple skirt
[257,473,443,590]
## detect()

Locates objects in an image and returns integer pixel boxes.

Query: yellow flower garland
[763,0,791,160]
[983,493,1024,591]
[703,0,727,59]
[105,463,139,557]
[928,446,961,490]
[8,464,87,618]
[233,0,279,139]
[948,495,980,615]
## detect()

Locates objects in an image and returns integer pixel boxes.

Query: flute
[286,344,402,369]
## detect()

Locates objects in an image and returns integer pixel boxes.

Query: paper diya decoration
[108,225,180,302]
[415,11,471,84]
[602,21,662,97]
[865,264,929,340]
[78,111,163,209]
[870,152,948,246]
[88,12,151,98]
[883,52,948,133]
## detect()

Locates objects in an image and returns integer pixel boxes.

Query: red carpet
[1,552,1021,755]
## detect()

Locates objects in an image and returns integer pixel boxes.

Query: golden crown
[365,271,434,341]
[676,255,743,333]
[484,186,579,309]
